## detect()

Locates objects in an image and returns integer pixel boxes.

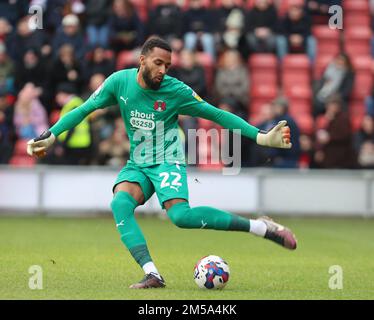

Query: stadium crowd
[0,0,374,169]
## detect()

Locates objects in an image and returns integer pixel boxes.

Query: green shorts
[113,161,189,209]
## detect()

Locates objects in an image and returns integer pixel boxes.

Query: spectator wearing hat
[53,82,93,165]
[269,97,301,168]
[52,14,86,60]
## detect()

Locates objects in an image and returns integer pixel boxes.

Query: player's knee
[110,191,137,213]
[167,202,191,228]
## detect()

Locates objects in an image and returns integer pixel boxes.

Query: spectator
[7,16,51,63]
[98,117,130,166]
[314,96,357,168]
[248,102,276,167]
[170,49,208,99]
[14,49,46,93]
[146,0,184,52]
[183,0,216,60]
[277,2,316,62]
[240,0,279,58]
[218,96,253,167]
[214,49,249,108]
[0,87,15,163]
[13,83,48,140]
[54,82,93,165]
[49,44,82,102]
[108,0,144,52]
[313,53,354,116]
[82,46,115,83]
[214,0,245,52]
[0,0,28,27]
[268,97,301,168]
[299,134,316,168]
[219,7,245,52]
[354,115,374,169]
[0,42,14,93]
[52,14,86,60]
[85,0,112,49]
[0,18,13,51]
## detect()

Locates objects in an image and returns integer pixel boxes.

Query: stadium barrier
[0,165,373,217]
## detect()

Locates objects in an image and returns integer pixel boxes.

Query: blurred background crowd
[0,0,374,169]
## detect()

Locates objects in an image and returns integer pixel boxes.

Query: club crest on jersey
[154,100,166,112]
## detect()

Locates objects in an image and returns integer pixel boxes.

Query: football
[193,255,230,289]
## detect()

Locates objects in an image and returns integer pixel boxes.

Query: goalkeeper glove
[27,130,56,158]
[256,120,292,149]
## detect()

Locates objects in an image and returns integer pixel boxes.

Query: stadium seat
[9,156,35,167]
[344,27,372,56]
[214,0,244,8]
[281,54,311,89]
[344,14,371,29]
[312,26,341,56]
[13,139,29,157]
[49,110,61,125]
[278,0,305,17]
[250,83,278,115]
[133,0,148,21]
[293,114,314,135]
[314,54,335,80]
[351,55,373,100]
[349,101,366,132]
[116,50,139,70]
[284,85,312,116]
[343,0,370,14]
[249,54,278,87]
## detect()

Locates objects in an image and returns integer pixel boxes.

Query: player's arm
[27,74,118,157]
[176,85,292,149]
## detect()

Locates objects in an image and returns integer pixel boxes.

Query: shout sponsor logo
[130,109,155,130]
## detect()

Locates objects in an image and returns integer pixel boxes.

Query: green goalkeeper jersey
[50,68,260,167]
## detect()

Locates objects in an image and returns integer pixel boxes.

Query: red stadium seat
[312,26,341,56]
[116,50,139,70]
[278,0,305,17]
[214,0,244,8]
[293,114,314,135]
[281,54,311,89]
[344,27,372,56]
[349,101,366,132]
[250,83,278,114]
[284,85,312,116]
[9,156,35,167]
[351,55,373,99]
[249,54,278,87]
[13,139,29,157]
[314,54,335,79]
[132,0,148,21]
[343,0,370,14]
[344,14,371,29]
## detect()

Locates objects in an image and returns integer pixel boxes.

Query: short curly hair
[141,37,172,56]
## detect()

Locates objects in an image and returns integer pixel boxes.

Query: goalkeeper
[27,37,297,289]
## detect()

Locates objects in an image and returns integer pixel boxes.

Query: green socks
[167,202,250,232]
[110,191,152,267]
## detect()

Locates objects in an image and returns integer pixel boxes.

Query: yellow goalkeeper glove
[256,120,292,149]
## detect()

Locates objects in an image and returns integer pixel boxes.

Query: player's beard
[142,65,163,90]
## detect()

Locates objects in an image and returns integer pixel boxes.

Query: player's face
[141,47,171,90]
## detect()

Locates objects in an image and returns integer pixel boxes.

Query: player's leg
[111,165,165,288]
[147,162,296,250]
[164,199,297,250]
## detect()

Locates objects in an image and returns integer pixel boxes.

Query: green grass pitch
[0,215,373,300]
